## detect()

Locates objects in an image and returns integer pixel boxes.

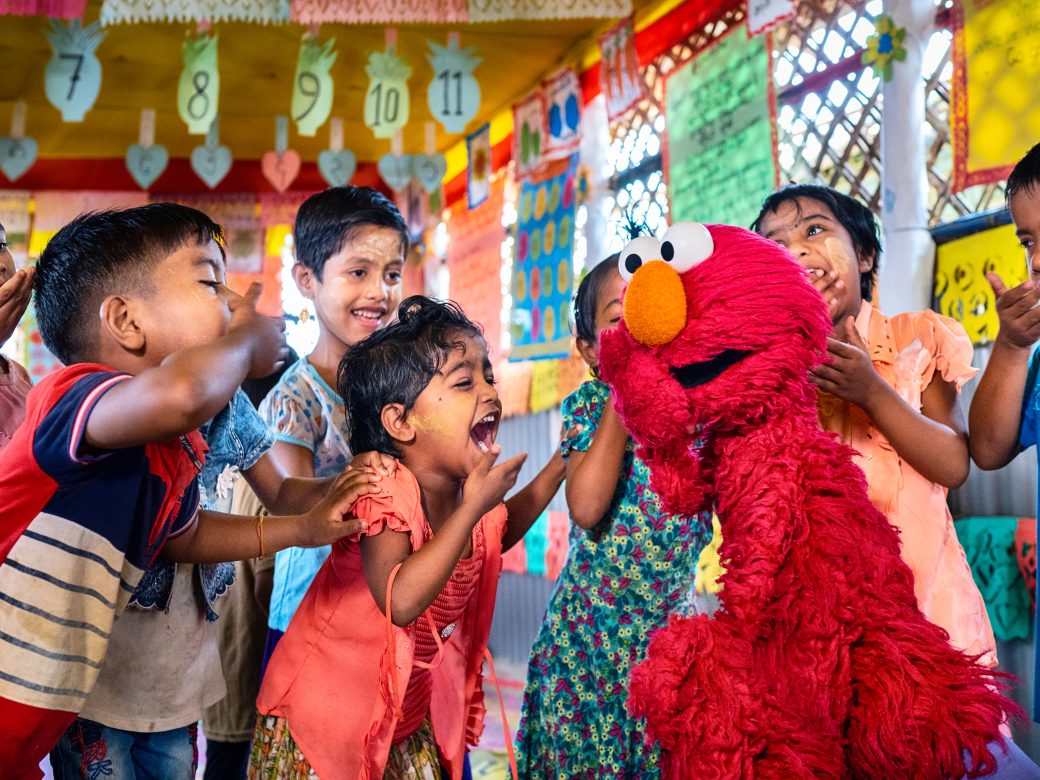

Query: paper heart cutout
[377,153,412,192]
[318,149,356,188]
[190,143,233,189]
[262,149,301,193]
[125,143,169,190]
[0,136,38,182]
[411,153,447,194]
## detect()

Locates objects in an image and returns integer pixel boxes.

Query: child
[0,220,34,450]
[0,204,380,778]
[252,297,566,779]
[259,185,406,663]
[514,257,714,778]
[969,141,1040,719]
[752,183,996,668]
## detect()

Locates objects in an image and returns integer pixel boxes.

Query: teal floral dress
[514,379,713,779]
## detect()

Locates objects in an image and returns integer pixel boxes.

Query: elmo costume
[598,222,1013,779]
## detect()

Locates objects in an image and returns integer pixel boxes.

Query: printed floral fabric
[249,714,440,779]
[514,379,712,779]
[99,0,288,24]
[130,390,272,621]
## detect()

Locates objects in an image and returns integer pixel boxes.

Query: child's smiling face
[300,225,404,353]
[1010,186,1040,284]
[405,332,502,479]
[756,196,874,325]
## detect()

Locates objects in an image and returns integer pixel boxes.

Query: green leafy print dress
[514,379,713,779]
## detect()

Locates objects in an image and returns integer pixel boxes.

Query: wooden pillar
[878,0,936,314]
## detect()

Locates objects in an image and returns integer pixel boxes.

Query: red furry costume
[597,223,1013,779]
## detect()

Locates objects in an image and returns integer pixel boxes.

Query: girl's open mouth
[470,413,498,453]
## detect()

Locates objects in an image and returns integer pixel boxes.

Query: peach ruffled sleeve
[343,468,428,546]
[890,310,978,399]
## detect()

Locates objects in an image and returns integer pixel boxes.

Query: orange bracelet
[256,509,267,558]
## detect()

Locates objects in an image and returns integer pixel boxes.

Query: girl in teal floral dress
[514,256,713,779]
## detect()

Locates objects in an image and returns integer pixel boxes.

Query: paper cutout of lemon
[521,191,532,223]
[544,305,556,340]
[530,228,542,261]
[559,301,570,332]
[542,265,554,297]
[530,267,542,300]
[543,220,555,255]
[549,181,561,214]
[535,186,546,221]
[515,270,527,301]
[558,260,569,293]
[558,214,572,247]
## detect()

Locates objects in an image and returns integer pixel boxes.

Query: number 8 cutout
[177,28,219,136]
[426,36,481,135]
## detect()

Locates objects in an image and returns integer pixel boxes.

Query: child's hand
[988,272,1040,351]
[297,467,382,546]
[228,282,289,378]
[0,267,33,345]
[462,444,527,519]
[810,317,881,408]
[807,267,843,317]
[349,450,398,478]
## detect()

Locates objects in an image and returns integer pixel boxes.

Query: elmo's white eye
[659,222,714,273]
[617,236,663,281]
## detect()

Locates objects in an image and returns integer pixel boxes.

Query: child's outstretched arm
[565,401,629,529]
[501,443,567,552]
[163,466,381,563]
[361,445,525,627]
[85,283,287,450]
[970,273,1040,470]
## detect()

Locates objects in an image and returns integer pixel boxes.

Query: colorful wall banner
[951,0,1040,191]
[542,67,582,159]
[934,223,1028,346]
[598,16,646,123]
[288,0,626,24]
[448,177,505,356]
[746,0,795,38]
[1,0,85,17]
[466,123,491,209]
[100,0,287,24]
[665,22,778,227]
[512,89,545,181]
[510,154,578,361]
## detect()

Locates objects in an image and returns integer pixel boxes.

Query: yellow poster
[529,359,561,414]
[952,0,1040,190]
[934,223,1028,345]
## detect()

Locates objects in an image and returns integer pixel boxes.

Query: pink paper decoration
[1,0,85,17]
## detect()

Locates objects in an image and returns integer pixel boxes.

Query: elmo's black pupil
[625,254,641,274]
[661,242,674,261]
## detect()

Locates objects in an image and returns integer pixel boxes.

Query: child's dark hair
[294,186,408,280]
[1007,143,1040,206]
[339,296,483,457]
[35,203,224,365]
[751,183,881,302]
[572,254,621,345]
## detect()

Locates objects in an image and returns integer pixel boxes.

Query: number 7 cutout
[426,33,481,134]
[364,29,411,140]
[44,20,106,123]
[293,31,337,138]
[178,25,219,136]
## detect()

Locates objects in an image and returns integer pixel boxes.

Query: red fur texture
[598,225,1014,779]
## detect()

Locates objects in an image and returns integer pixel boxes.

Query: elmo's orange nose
[623,261,687,346]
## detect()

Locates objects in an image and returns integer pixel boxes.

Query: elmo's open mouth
[670,349,751,389]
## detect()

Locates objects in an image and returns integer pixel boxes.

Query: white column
[579,94,614,270]
[877,0,936,314]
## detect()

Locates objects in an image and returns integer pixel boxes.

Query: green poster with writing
[665,24,777,227]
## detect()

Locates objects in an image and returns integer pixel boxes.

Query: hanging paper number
[292,33,337,138]
[178,28,219,136]
[364,32,411,140]
[426,35,481,134]
[43,20,106,123]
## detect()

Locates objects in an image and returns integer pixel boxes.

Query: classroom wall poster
[542,67,582,159]
[512,89,545,180]
[664,22,778,227]
[0,190,31,270]
[951,0,1040,191]
[934,222,1028,346]
[510,154,578,361]
[466,122,491,209]
[598,15,646,122]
